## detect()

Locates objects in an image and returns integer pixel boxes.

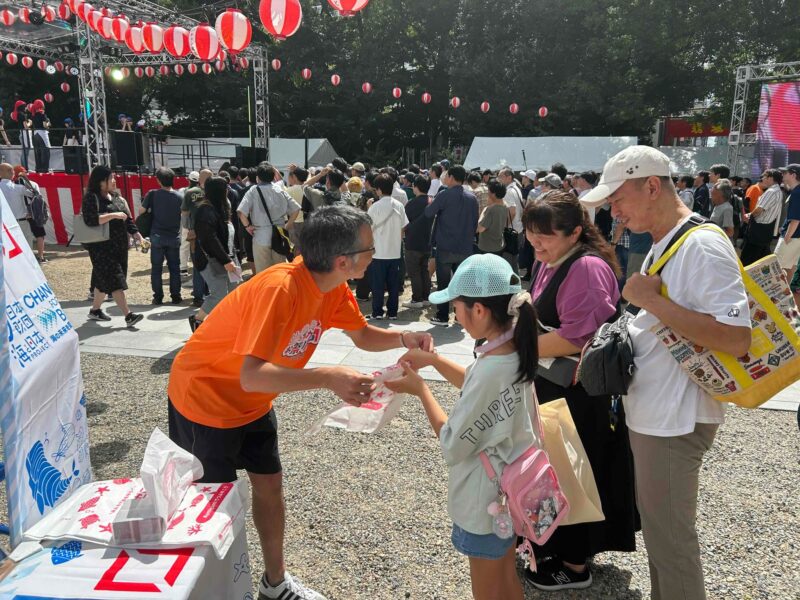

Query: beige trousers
[253,243,286,274]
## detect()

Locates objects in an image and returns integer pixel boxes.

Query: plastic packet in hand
[228,264,243,283]
[306,364,408,435]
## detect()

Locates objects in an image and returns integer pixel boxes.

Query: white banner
[0,190,92,547]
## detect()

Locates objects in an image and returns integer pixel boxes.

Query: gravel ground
[1,244,798,599]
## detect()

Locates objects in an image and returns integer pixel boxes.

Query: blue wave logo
[51,540,83,565]
[25,441,79,515]
[36,309,59,332]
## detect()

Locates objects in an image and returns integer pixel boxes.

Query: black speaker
[110,130,150,171]
[63,145,88,174]
[240,147,267,167]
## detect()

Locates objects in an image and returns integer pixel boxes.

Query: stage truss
[0,0,270,168]
[727,60,800,170]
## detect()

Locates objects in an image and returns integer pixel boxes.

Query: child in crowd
[386,254,539,600]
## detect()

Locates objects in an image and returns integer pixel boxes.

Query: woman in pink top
[521,191,638,592]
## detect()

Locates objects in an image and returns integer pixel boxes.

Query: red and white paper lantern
[21,56,33,69]
[99,16,114,39]
[158,65,169,76]
[133,66,144,78]
[271,58,281,71]
[111,16,129,42]
[125,26,145,53]
[44,93,54,103]
[60,82,70,92]
[238,56,249,69]
[103,66,111,76]
[76,2,92,22]
[201,62,213,75]
[450,96,461,109]
[142,23,164,53]
[187,63,198,75]
[58,3,71,20]
[361,81,372,94]
[509,103,519,115]
[144,66,155,78]
[164,25,190,57]
[173,64,184,76]
[392,87,402,99]
[120,66,129,77]
[216,48,228,62]
[330,73,341,86]
[215,8,251,54]
[42,5,57,22]
[301,67,311,80]
[259,0,302,41]
[189,24,220,61]
[5,52,17,65]
[1,8,15,25]
[215,59,226,71]
[88,9,103,30]
[421,92,432,105]
[37,59,49,71]
[327,0,369,17]
[538,106,548,118]
[480,101,490,113]
[18,7,31,23]
[54,60,64,72]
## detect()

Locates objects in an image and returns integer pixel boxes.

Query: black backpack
[21,177,49,228]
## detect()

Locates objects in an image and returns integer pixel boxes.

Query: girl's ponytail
[513,300,538,384]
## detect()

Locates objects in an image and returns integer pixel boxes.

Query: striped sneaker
[258,572,327,600]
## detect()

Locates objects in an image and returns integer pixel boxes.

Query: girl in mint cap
[386,253,539,600]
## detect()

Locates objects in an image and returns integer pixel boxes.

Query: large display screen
[753,82,800,178]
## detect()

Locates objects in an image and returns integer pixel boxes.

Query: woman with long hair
[521,190,638,591]
[189,176,238,331]
[82,165,143,327]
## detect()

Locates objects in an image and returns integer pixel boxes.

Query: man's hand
[224,262,237,273]
[401,331,434,352]
[322,366,375,406]
[398,348,437,370]
[384,362,427,397]
[288,163,298,172]
[622,273,663,308]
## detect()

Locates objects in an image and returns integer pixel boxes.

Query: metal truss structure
[727,61,800,169]
[0,0,270,167]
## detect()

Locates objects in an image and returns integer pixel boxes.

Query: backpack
[21,177,49,228]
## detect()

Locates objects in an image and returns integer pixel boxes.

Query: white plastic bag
[306,364,408,435]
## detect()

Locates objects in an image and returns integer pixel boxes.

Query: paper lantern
[271,58,281,71]
[18,7,31,23]
[215,8,251,54]
[392,87,402,99]
[216,48,228,62]
[134,66,144,78]
[58,3,71,19]
[5,52,17,65]
[164,26,190,57]
[101,6,112,17]
[259,0,302,40]
[173,64,184,76]
[421,92,432,105]
[60,82,70,92]
[42,5,57,22]
[54,60,64,72]
[481,101,490,113]
[159,65,169,76]
[187,63,198,74]
[120,66,129,77]
[76,1,92,22]
[301,67,311,80]
[144,66,155,78]
[88,9,103,30]
[201,62,213,75]
[330,73,341,86]
[509,103,520,115]
[189,24,220,61]
[538,106,548,117]
[215,59,226,71]
[110,16,129,41]
[450,96,461,109]
[125,26,144,53]
[99,16,114,39]
[238,56,249,69]
[361,81,372,94]
[21,56,33,69]
[37,59,49,71]
[1,8,15,25]
[142,23,164,53]
[67,0,79,12]
[44,93,54,103]
[327,0,369,17]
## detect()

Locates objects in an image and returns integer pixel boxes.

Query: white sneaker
[402,300,424,309]
[258,572,328,600]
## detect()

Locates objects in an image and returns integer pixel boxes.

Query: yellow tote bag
[648,225,800,408]
[539,399,605,526]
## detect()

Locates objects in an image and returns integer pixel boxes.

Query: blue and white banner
[0,190,92,547]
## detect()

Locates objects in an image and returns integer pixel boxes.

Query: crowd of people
[3,145,798,600]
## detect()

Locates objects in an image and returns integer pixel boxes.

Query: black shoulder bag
[256,186,294,259]
[136,190,154,237]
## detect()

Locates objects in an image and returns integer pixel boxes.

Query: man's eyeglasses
[340,246,375,257]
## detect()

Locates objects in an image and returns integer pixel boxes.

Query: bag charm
[487,494,514,539]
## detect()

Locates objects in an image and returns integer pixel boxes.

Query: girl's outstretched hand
[384,361,427,397]
[398,348,437,371]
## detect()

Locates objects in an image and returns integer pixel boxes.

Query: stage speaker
[240,147,267,167]
[63,145,89,174]
[110,130,150,171]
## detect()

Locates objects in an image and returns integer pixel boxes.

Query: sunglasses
[340,246,375,257]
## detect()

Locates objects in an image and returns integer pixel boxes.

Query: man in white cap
[178,170,200,277]
[580,146,752,600]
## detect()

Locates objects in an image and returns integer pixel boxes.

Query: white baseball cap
[580,145,672,208]
[520,169,537,180]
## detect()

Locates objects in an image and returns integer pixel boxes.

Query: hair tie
[507,291,531,318]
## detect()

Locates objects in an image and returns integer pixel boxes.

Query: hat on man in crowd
[787,164,800,178]
[13,165,27,179]
[188,170,200,183]
[520,169,537,181]
[351,161,366,174]
[580,145,672,208]
[542,173,563,189]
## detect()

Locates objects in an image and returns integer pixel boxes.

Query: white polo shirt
[0,179,30,219]
[624,216,750,437]
[367,195,408,260]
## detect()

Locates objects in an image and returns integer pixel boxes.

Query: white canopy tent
[658,145,754,176]
[463,136,638,172]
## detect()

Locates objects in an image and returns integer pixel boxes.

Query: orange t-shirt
[745,184,763,213]
[168,257,367,428]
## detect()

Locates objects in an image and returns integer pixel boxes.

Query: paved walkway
[63,301,800,412]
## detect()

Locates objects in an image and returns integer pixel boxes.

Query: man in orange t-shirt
[167,205,433,600]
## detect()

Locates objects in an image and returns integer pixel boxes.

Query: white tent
[463,136,638,172]
[658,145,754,176]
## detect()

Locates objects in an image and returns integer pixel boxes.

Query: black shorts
[167,398,281,483]
[30,221,46,239]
